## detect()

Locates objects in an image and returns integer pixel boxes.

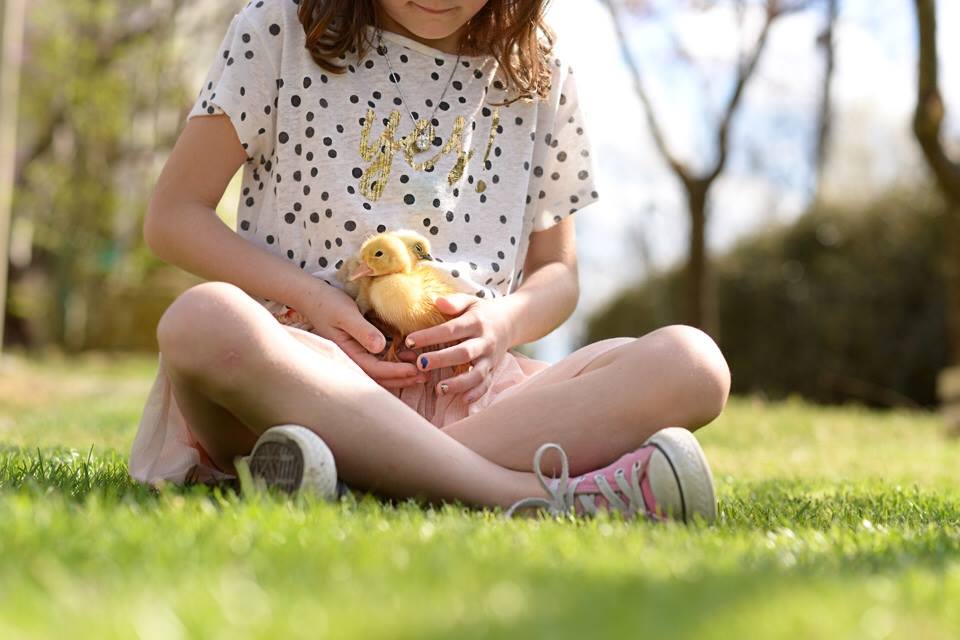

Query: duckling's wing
[420,265,462,299]
[416,265,468,323]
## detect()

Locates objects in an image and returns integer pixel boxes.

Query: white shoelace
[504,443,655,519]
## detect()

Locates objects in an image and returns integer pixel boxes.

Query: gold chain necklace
[375,29,462,154]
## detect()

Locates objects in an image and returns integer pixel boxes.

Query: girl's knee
[642,325,731,426]
[156,281,270,381]
[158,283,360,393]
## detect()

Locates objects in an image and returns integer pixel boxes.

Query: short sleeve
[528,64,600,232]
[186,11,279,164]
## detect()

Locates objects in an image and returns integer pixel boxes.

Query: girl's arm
[143,114,318,310]
[499,215,580,349]
[147,114,420,383]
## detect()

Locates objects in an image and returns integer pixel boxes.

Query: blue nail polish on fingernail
[420,356,428,369]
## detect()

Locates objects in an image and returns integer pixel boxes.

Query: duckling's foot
[381,330,409,363]
[382,340,400,363]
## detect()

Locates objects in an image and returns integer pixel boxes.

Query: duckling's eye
[414,243,423,254]
[374,250,383,257]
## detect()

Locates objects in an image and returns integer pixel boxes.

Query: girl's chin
[401,6,464,36]
[394,24,464,45]
[406,28,459,41]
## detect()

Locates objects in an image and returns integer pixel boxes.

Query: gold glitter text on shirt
[482,108,501,165]
[357,107,500,201]
[357,109,402,202]
[477,108,500,192]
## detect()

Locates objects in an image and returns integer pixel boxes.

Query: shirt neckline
[363,25,491,64]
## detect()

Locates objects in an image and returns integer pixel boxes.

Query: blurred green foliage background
[2,0,958,411]
[588,185,950,407]
[4,0,235,352]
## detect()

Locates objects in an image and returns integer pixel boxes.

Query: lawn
[2,351,960,639]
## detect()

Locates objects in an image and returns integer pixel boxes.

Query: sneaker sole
[247,424,338,499]
[645,427,717,524]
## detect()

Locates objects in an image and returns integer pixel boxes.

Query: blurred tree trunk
[0,0,26,356]
[686,179,710,336]
[813,0,838,188]
[5,0,217,352]
[601,0,810,337]
[912,0,960,362]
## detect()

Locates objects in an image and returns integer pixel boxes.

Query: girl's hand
[291,280,428,390]
[403,293,514,403]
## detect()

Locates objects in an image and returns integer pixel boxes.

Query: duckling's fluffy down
[367,263,458,336]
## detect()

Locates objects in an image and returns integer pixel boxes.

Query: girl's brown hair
[297,0,556,105]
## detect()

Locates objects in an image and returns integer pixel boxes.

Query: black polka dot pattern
[186,0,599,302]
[189,9,280,166]
[525,64,599,233]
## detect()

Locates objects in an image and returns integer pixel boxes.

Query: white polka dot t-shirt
[186,0,599,309]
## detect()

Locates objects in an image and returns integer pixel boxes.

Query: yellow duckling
[335,229,433,316]
[344,230,468,374]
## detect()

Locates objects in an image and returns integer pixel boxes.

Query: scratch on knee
[220,348,243,368]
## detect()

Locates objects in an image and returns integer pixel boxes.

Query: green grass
[2,351,960,639]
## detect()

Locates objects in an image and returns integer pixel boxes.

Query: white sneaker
[242,424,343,499]
[505,427,718,523]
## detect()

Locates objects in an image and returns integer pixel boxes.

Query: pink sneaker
[505,427,717,523]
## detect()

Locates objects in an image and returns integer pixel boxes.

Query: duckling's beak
[423,253,434,261]
[348,262,375,281]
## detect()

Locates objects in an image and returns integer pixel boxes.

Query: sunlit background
[3,0,960,411]
[541,0,959,361]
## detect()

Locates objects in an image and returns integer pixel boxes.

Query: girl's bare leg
[163,362,260,466]
[155,281,542,508]
[442,327,731,476]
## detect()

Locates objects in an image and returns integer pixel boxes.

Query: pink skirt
[128,302,634,485]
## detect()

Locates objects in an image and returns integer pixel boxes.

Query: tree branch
[14,109,65,189]
[602,0,806,189]
[93,0,191,65]
[706,0,808,183]
[912,0,960,204]
[813,0,837,183]
[15,0,192,188]
[600,0,692,184]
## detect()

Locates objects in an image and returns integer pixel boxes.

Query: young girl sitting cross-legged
[131,0,731,521]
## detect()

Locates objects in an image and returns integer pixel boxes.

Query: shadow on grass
[411,555,955,640]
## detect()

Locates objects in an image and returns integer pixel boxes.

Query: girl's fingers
[405,315,477,350]
[463,375,492,403]
[336,309,390,354]
[463,366,493,403]
[342,347,419,379]
[331,333,420,379]
[416,338,486,372]
[364,359,420,379]
[438,357,491,398]
[397,349,418,362]
[377,375,428,390]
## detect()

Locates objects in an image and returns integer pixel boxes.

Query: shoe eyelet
[615,468,625,479]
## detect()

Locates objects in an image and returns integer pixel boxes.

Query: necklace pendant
[412,119,434,153]
[416,130,432,152]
